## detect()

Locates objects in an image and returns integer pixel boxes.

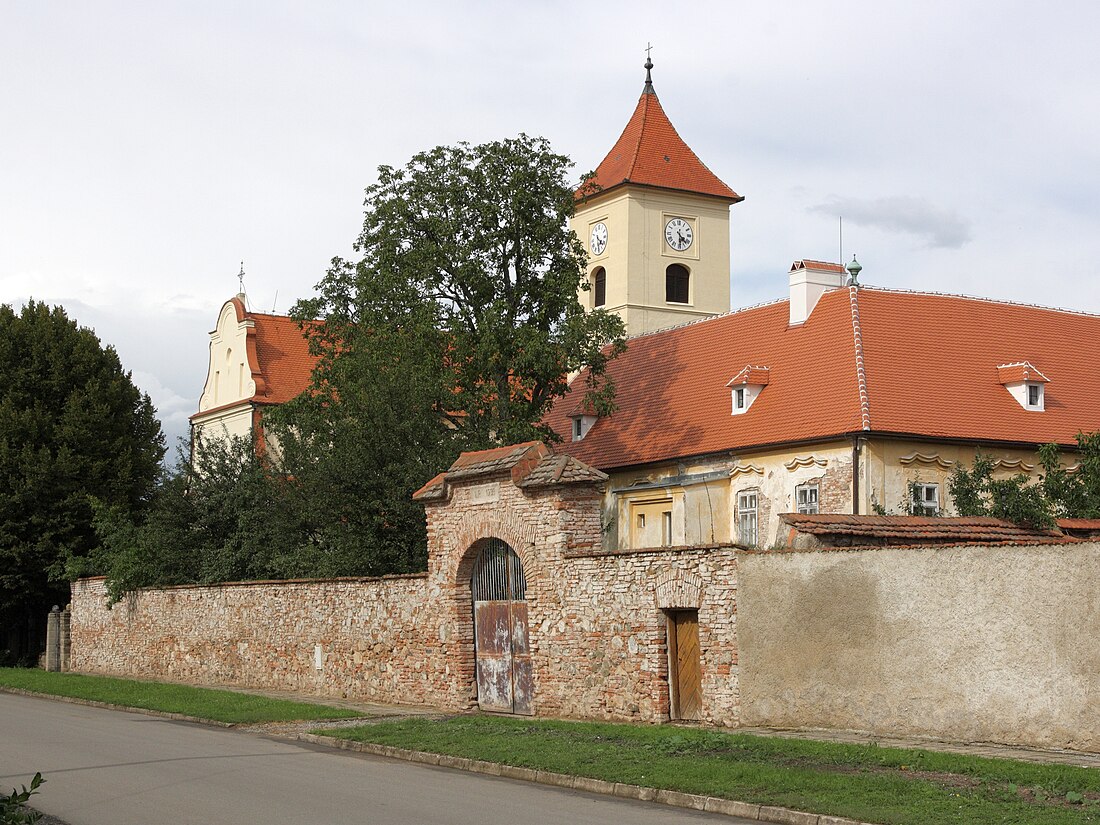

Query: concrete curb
[293,732,878,825]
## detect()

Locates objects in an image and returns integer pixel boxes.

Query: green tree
[1039,432,1100,517]
[90,435,332,603]
[295,133,627,448]
[947,433,1100,530]
[948,452,1055,529]
[0,302,164,655]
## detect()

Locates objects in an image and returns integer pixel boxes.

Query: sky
[3,1,1099,449]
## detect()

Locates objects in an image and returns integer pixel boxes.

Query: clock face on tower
[665,218,693,252]
[590,222,608,256]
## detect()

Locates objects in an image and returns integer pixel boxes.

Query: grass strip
[0,668,364,724]
[320,715,1100,825]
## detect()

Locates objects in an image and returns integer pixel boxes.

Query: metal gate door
[471,538,532,715]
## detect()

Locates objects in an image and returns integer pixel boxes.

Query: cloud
[809,196,972,249]
[131,370,194,450]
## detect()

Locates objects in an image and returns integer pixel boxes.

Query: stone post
[59,606,71,672]
[45,606,60,672]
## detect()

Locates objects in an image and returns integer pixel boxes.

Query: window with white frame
[910,482,940,516]
[734,387,746,411]
[1027,383,1043,408]
[795,483,819,514]
[737,491,758,546]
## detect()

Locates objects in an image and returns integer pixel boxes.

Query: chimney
[788,259,846,325]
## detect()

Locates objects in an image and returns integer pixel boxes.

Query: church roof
[580,68,741,203]
[247,310,319,405]
[547,287,1100,470]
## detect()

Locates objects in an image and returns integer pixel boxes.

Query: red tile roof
[246,311,318,406]
[779,514,1073,546]
[548,287,1100,470]
[580,87,741,203]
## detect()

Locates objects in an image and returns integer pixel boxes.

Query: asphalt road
[0,693,751,825]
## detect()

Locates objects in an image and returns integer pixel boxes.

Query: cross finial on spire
[237,261,245,296]
[643,44,655,95]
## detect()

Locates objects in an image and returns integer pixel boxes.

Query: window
[1027,383,1042,407]
[593,267,606,307]
[911,483,940,516]
[662,510,673,546]
[573,418,583,440]
[796,483,819,514]
[734,387,746,410]
[738,491,758,545]
[665,264,690,304]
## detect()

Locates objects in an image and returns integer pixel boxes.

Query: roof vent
[789,260,846,325]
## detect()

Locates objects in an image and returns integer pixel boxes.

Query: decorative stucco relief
[899,452,956,470]
[784,456,828,471]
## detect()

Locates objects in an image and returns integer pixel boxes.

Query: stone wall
[738,541,1100,752]
[70,573,469,708]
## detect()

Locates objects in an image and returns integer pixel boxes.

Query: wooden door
[668,610,702,721]
[471,539,532,715]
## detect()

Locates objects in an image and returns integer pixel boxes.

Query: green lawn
[320,715,1100,825]
[0,668,364,724]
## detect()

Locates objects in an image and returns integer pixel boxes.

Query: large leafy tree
[0,302,164,656]
[295,133,626,448]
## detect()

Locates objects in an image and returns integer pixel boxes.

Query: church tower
[573,58,742,336]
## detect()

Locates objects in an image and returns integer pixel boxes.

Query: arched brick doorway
[470,537,532,715]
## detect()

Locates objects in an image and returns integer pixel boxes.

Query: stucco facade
[738,541,1100,752]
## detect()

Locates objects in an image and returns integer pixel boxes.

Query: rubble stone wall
[69,573,469,708]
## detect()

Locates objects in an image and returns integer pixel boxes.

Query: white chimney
[788,259,846,325]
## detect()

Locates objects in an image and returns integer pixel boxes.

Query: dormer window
[727,365,770,415]
[570,413,598,441]
[997,361,1049,412]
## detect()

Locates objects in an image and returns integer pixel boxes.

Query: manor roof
[548,287,1100,470]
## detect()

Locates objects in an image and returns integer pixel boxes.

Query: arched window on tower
[593,267,606,307]
[666,264,690,304]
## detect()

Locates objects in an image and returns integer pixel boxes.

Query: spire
[578,57,742,203]
[643,44,655,96]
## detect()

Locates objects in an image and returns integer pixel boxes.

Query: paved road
[0,693,749,825]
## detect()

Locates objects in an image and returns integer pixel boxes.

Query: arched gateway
[470,538,532,714]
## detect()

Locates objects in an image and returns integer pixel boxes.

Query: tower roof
[580,62,741,203]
